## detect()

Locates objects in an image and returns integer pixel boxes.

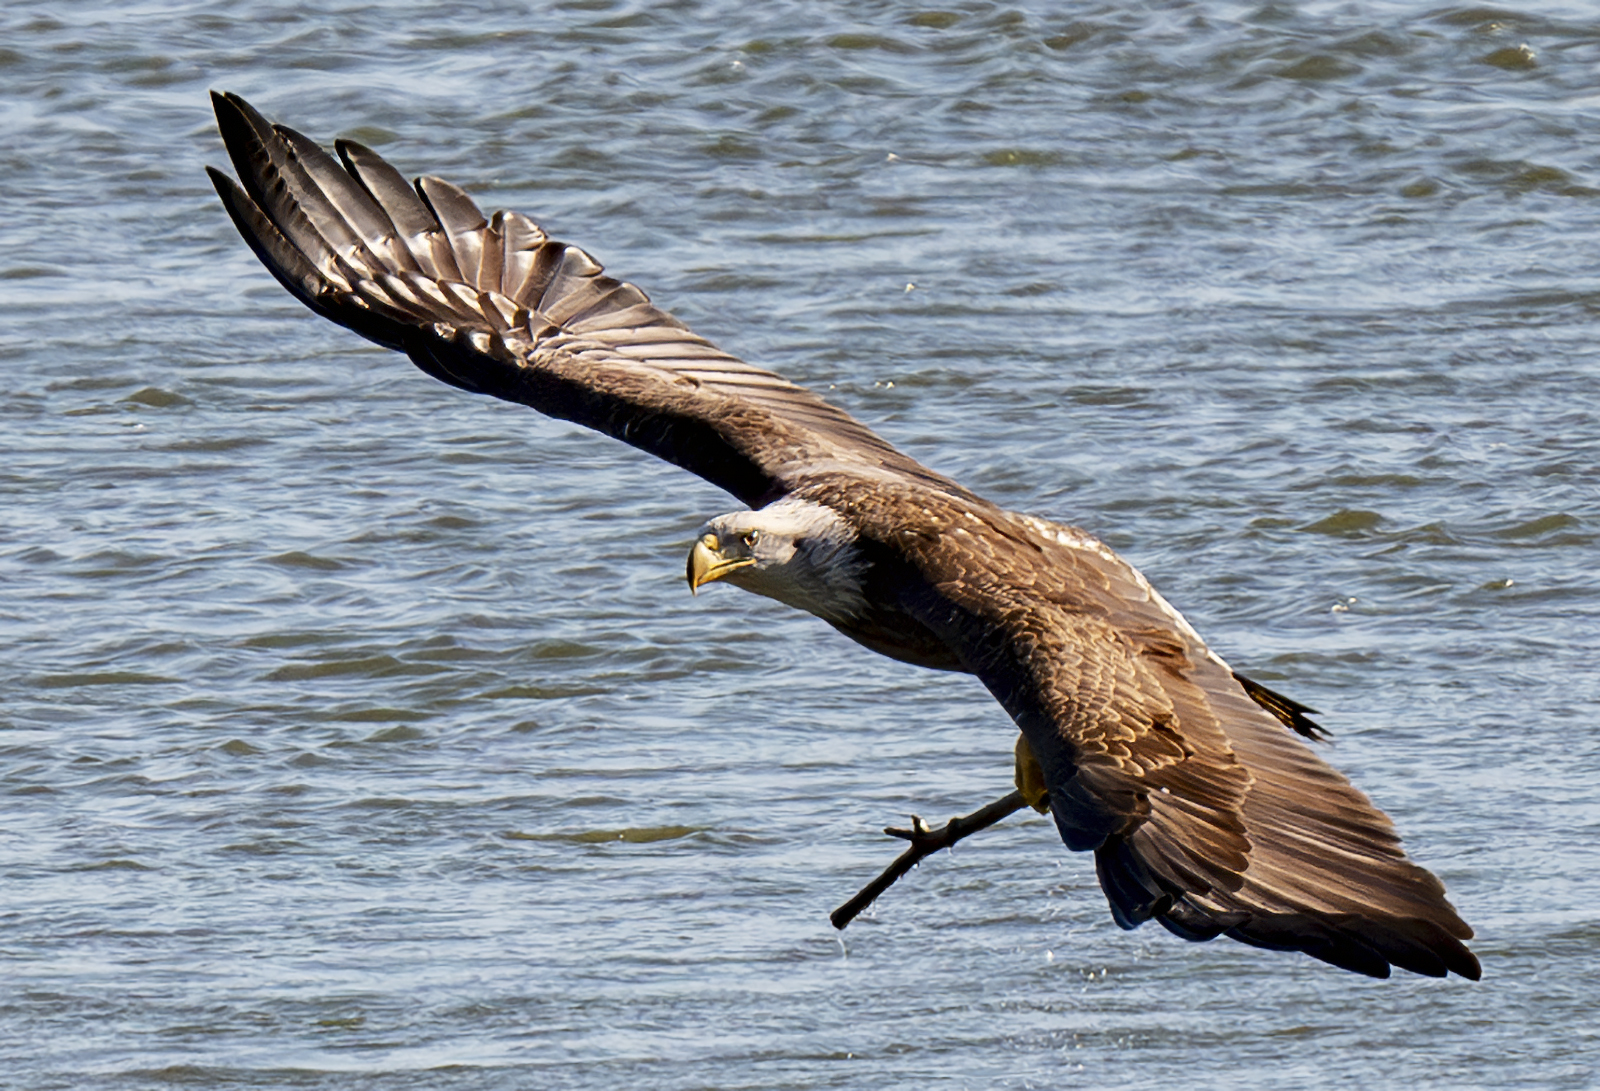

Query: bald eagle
[207,91,1479,981]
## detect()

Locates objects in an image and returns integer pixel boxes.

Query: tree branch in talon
[831,790,1031,931]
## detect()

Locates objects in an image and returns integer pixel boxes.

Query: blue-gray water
[2,1,1598,1087]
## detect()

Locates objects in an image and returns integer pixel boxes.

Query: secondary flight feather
[207,91,1479,980]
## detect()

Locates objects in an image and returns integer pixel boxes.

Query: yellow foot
[1014,734,1051,813]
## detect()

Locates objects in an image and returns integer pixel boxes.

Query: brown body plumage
[207,91,1478,980]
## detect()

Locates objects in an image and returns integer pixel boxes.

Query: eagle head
[686,498,867,623]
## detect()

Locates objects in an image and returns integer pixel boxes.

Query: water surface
[2,2,1598,1088]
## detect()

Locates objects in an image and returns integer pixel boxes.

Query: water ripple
[1,1,1597,1088]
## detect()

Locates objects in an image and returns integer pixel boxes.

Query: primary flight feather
[207,91,1478,980]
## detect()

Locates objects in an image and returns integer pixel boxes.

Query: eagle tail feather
[1093,840,1481,980]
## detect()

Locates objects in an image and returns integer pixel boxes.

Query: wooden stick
[830,789,1031,930]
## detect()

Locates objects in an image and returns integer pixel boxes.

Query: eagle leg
[1013,733,1052,813]
[830,789,1030,930]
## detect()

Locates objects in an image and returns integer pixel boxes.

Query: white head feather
[692,498,867,623]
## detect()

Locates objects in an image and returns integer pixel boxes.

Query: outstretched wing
[885,503,1479,980]
[206,91,972,509]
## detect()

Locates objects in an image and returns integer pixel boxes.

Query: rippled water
[3,1,1599,1087]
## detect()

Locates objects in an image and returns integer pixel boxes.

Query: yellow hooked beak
[687,533,755,594]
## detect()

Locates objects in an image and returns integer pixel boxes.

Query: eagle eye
[743,530,761,548]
